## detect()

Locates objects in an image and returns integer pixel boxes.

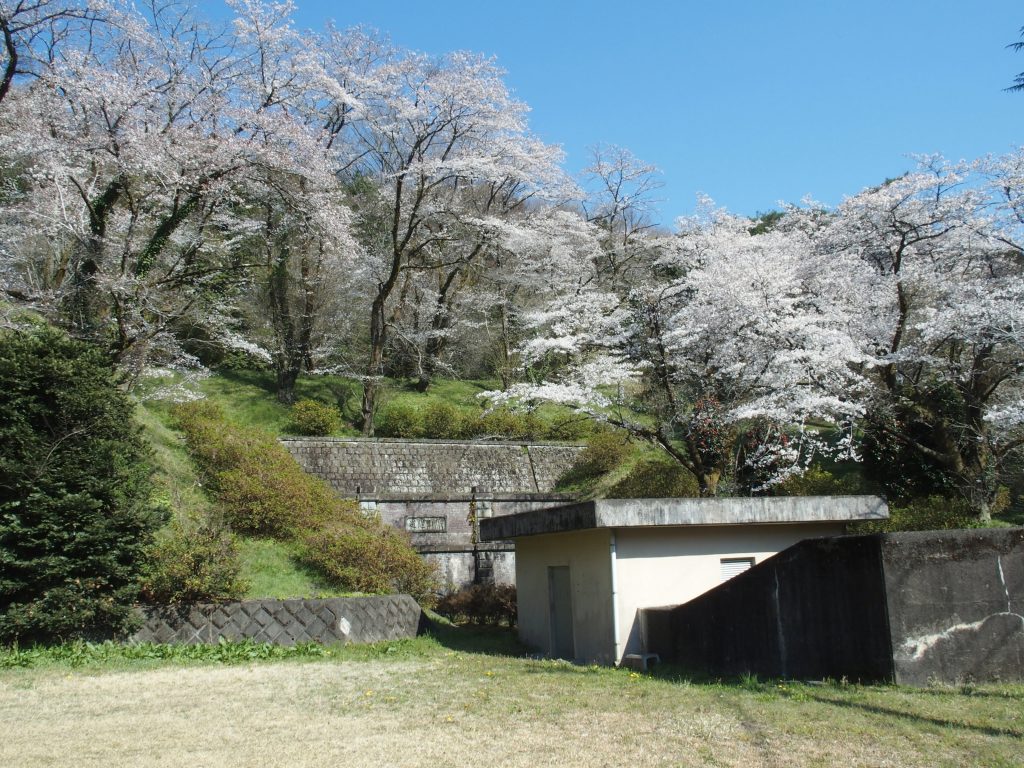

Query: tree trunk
[360,293,388,435]
[276,365,299,405]
[697,471,721,497]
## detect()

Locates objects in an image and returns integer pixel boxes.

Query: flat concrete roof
[478,496,889,541]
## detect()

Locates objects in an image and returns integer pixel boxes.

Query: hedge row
[377,400,596,441]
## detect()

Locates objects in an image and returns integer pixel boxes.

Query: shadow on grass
[642,665,1024,739]
[803,691,1024,739]
[423,620,528,657]
[908,683,1024,701]
[214,368,277,394]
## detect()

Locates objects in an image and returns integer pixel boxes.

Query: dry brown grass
[1,649,1021,767]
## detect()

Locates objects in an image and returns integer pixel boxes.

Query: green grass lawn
[236,537,357,600]
[1,630,1021,767]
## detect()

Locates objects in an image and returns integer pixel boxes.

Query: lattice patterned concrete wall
[281,438,584,496]
[132,595,422,646]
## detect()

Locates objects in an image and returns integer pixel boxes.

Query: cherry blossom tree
[225,0,357,403]
[581,143,664,290]
[0,0,110,108]
[324,45,570,433]
[824,156,1024,519]
[488,202,867,495]
[0,1,355,389]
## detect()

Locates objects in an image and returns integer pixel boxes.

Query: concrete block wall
[368,495,566,588]
[132,595,422,646]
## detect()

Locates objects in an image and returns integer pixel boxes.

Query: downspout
[610,530,621,664]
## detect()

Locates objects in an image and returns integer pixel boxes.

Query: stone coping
[280,436,587,447]
[479,496,889,541]
[416,542,514,554]
[356,492,577,502]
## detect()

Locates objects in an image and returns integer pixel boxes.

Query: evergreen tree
[0,325,157,643]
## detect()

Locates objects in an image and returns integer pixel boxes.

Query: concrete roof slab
[479,496,889,541]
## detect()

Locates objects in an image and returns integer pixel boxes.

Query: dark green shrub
[288,399,340,436]
[139,516,247,604]
[298,523,438,605]
[850,495,981,534]
[469,407,542,440]
[376,401,424,438]
[607,457,700,498]
[421,401,470,439]
[435,583,517,626]
[775,467,862,497]
[0,327,157,644]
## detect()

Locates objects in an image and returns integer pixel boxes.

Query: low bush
[421,401,469,439]
[468,407,543,440]
[564,431,633,483]
[298,523,438,606]
[172,402,336,536]
[544,415,596,441]
[139,516,248,604]
[288,399,340,436]
[850,495,982,534]
[435,583,517,626]
[775,466,862,497]
[171,401,439,603]
[582,431,632,473]
[606,457,700,498]
[376,401,424,438]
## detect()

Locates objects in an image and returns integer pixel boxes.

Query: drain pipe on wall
[610,530,621,665]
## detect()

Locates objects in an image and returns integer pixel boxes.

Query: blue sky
[224,1,1023,224]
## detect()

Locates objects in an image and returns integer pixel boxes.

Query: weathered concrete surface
[480,496,888,541]
[884,528,1024,686]
[642,534,894,681]
[366,493,571,588]
[642,527,1024,685]
[133,595,423,646]
[365,493,574,551]
[283,438,584,589]
[282,438,584,496]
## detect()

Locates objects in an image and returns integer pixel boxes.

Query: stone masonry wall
[281,438,584,496]
[282,438,585,589]
[132,595,422,646]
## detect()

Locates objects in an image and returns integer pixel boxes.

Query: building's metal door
[547,566,575,660]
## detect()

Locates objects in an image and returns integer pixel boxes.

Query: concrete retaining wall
[132,595,423,646]
[642,528,1024,685]
[642,534,893,681]
[883,528,1024,686]
[367,493,570,587]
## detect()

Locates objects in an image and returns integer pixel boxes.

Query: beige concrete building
[479,496,888,665]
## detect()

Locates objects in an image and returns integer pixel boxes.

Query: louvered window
[720,557,755,582]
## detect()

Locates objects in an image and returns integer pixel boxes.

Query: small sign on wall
[405,516,447,533]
